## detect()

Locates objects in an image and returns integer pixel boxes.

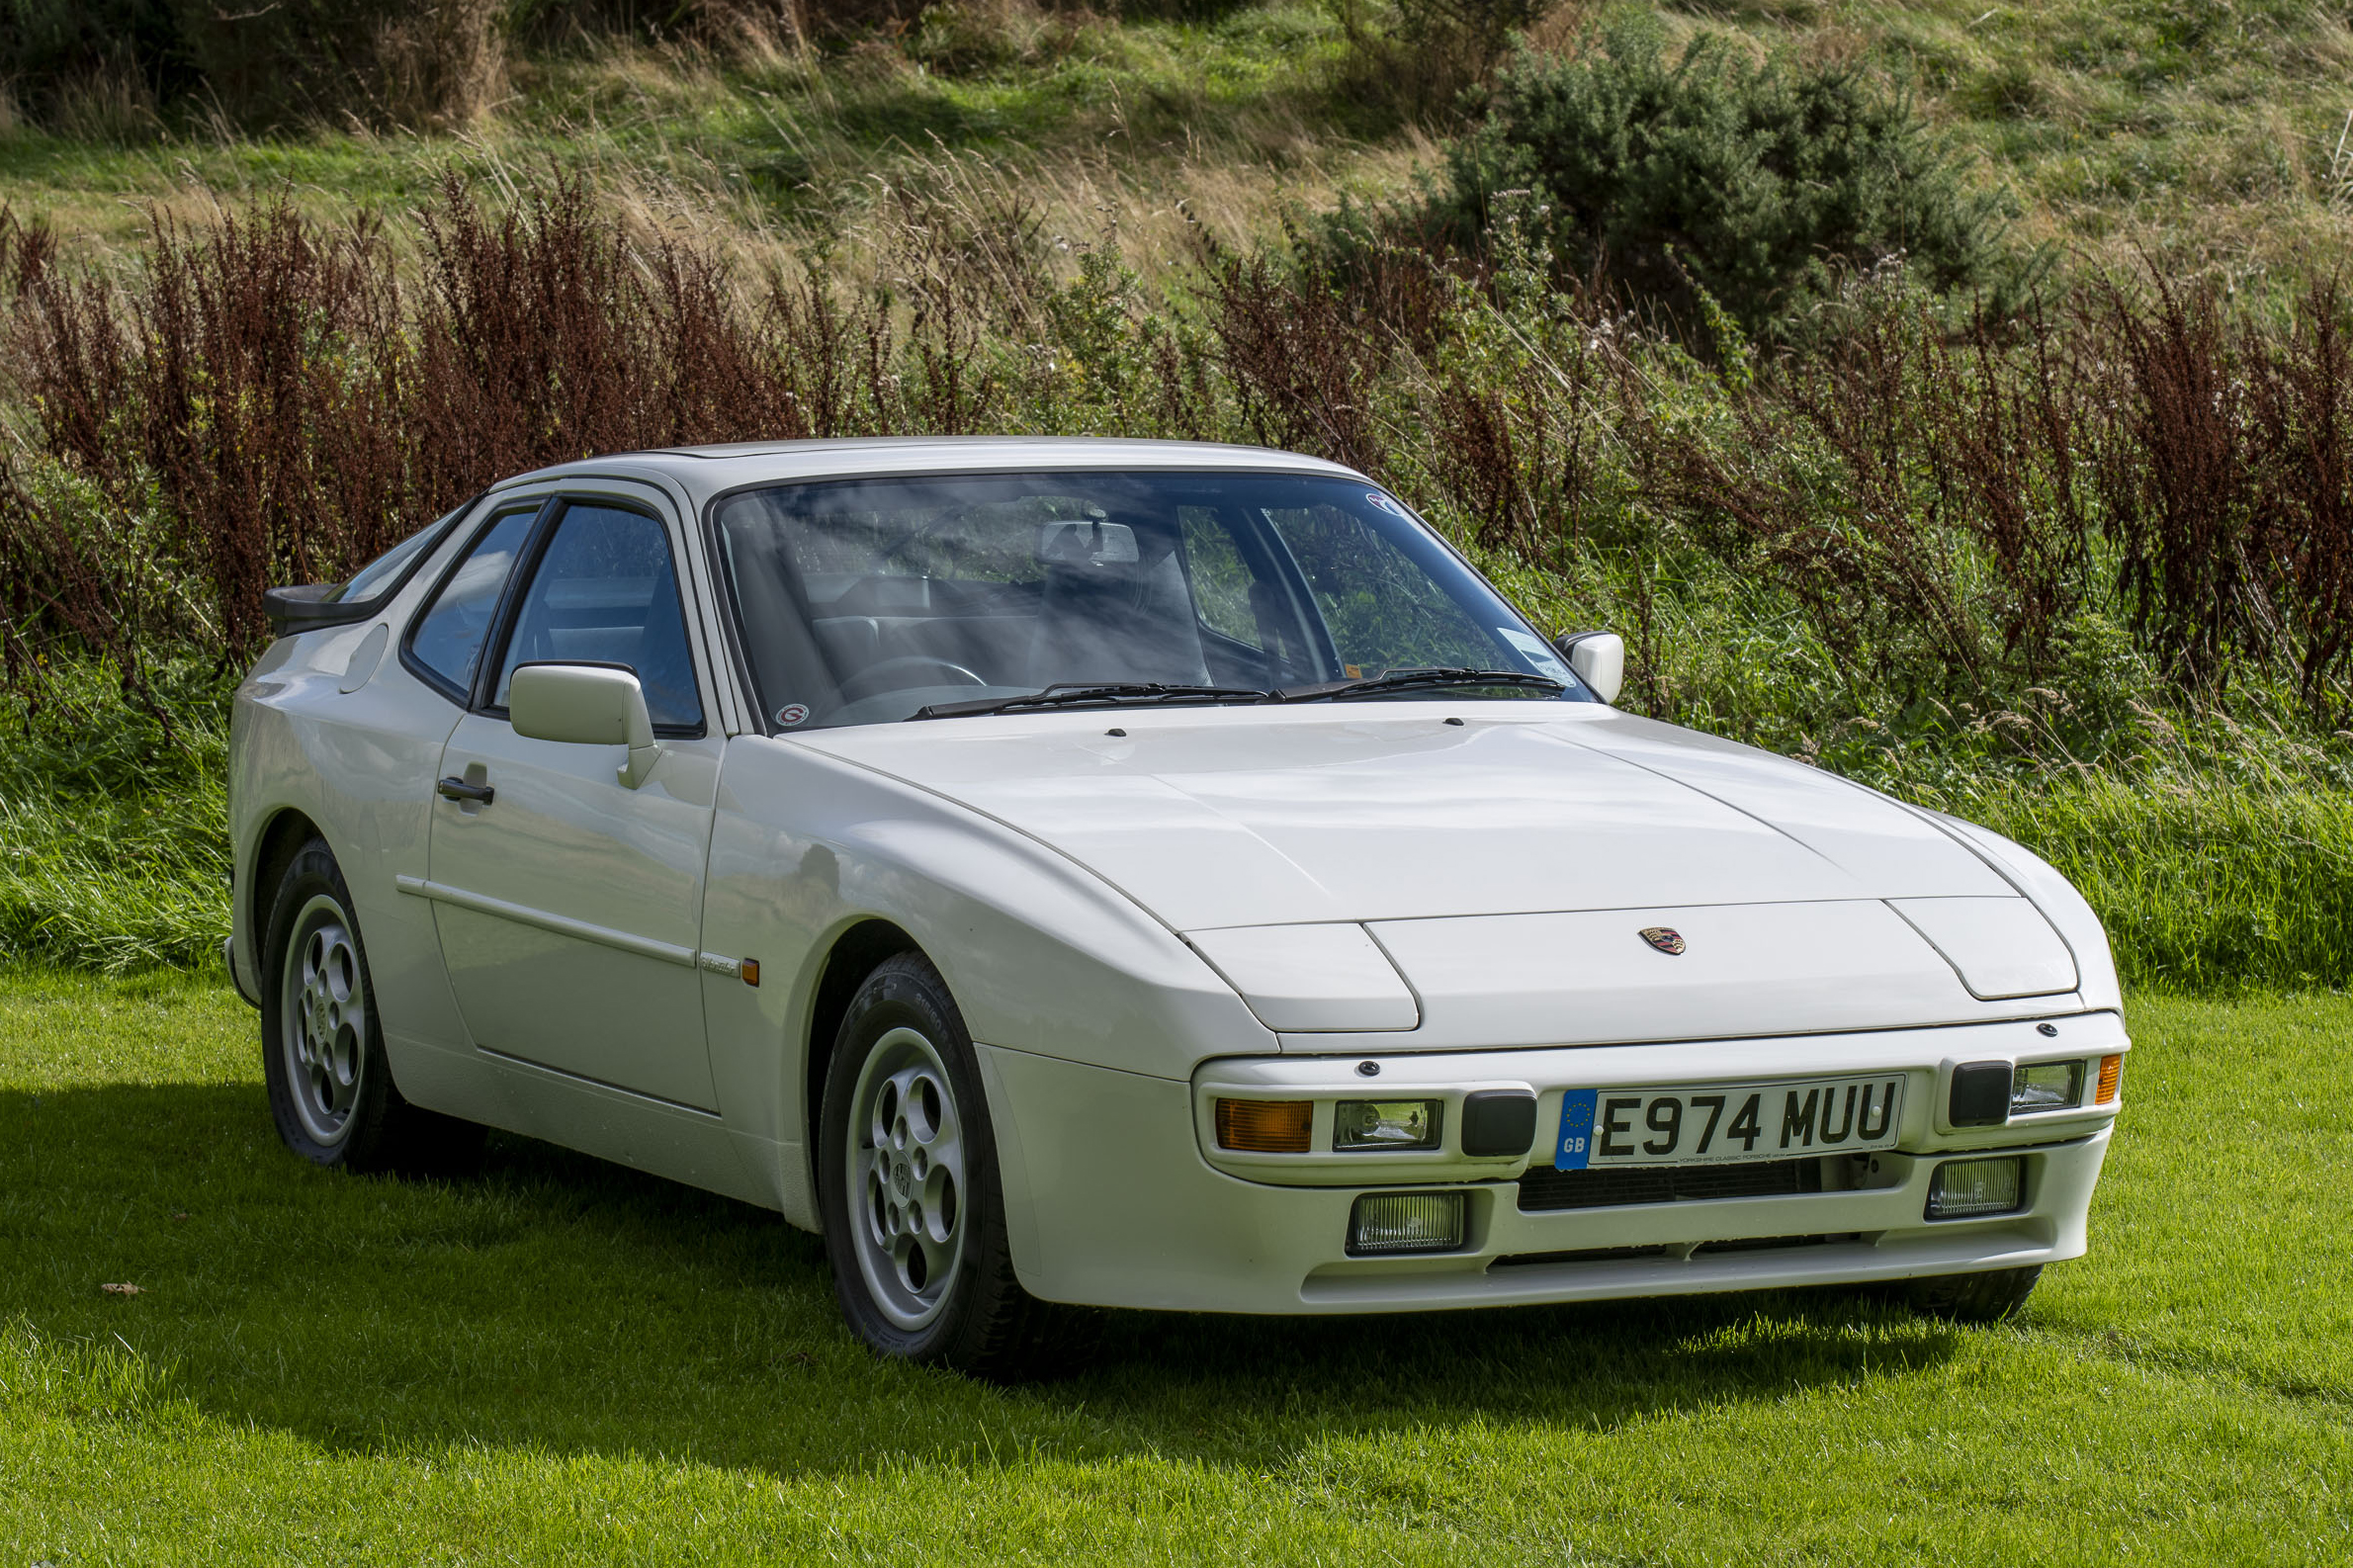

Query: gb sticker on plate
[1554,1089,1599,1171]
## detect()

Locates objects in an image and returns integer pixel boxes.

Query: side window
[332,507,458,604]
[492,504,704,732]
[407,508,538,699]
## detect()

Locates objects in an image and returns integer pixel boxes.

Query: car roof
[483,437,1366,508]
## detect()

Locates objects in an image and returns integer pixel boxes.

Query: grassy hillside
[5,2,2352,283]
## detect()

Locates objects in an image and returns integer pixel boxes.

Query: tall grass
[2,176,2350,989]
[1941,776,2353,996]
[0,664,229,974]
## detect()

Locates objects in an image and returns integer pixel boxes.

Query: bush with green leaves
[1431,20,2015,335]
[1325,0,1548,107]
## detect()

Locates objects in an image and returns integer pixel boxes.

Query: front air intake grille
[1689,1232,1848,1256]
[1491,1233,1857,1270]
[1491,1245,1672,1268]
[1517,1157,1824,1213]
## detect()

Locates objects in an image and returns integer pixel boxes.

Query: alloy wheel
[279,893,367,1147]
[846,1025,969,1330]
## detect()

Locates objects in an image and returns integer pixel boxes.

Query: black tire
[1904,1263,2044,1325]
[817,951,1070,1379]
[259,837,483,1176]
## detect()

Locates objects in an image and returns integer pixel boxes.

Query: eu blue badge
[1555,1089,1599,1171]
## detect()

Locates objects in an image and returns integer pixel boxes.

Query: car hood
[794,705,2017,932]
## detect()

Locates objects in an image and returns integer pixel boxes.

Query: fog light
[1348,1191,1465,1255]
[1335,1099,1441,1151]
[1926,1157,2024,1220]
[2010,1060,2083,1113]
[1215,1098,1311,1153]
[2096,1054,2123,1104]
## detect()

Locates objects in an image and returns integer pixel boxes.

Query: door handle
[436,775,495,805]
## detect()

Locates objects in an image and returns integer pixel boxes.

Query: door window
[406,508,538,699]
[492,504,705,732]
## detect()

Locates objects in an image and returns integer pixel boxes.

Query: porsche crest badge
[1638,926,1686,956]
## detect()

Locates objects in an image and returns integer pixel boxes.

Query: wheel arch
[805,917,924,1150]
[246,806,327,973]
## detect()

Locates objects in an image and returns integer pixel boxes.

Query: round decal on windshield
[776,703,811,728]
[1365,491,1415,520]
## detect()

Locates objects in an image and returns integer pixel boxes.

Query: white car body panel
[1367,901,2063,1050]
[983,1011,2122,1312]
[792,705,2018,931]
[1186,923,1421,1033]
[422,716,726,1108]
[1887,895,2079,1000]
[225,437,2129,1320]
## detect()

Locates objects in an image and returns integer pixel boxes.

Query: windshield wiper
[910,682,1276,720]
[1275,667,1567,703]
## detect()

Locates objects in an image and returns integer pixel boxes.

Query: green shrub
[1325,0,1547,109]
[0,0,193,130]
[1431,19,2014,335]
[168,0,504,131]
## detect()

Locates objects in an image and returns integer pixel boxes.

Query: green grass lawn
[1,968,2346,1564]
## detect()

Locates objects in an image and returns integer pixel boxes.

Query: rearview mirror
[509,662,662,788]
[1037,518,1139,566]
[1553,631,1624,706]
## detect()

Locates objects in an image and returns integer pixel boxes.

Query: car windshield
[713,470,1590,729]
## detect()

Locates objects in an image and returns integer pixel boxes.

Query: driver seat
[1024,527,1210,687]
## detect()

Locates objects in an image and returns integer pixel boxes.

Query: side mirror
[509,662,662,788]
[1552,631,1624,706]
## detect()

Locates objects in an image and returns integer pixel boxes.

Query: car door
[422,490,727,1109]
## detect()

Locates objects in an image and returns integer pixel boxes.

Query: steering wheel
[837,655,990,702]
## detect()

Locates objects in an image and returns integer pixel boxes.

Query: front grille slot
[1517,1157,1824,1212]
[1491,1245,1671,1268]
[1689,1232,1847,1256]
[1492,1234,1856,1270]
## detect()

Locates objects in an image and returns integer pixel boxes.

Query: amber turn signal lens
[740,958,760,988]
[1215,1097,1312,1153]
[2095,1054,2123,1104]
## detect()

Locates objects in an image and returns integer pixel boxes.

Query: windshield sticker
[1498,628,1572,681]
[776,703,811,728]
[1365,490,1415,521]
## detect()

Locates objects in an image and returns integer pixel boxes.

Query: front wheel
[817,951,1064,1378]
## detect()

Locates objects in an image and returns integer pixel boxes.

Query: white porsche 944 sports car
[227,438,2126,1374]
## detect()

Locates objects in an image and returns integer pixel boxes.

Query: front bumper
[977,1012,2123,1315]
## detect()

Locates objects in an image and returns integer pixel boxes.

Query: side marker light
[2095,1054,2122,1104]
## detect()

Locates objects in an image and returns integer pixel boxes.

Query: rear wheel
[1904,1264,2043,1324]
[260,838,481,1176]
[818,951,1066,1378]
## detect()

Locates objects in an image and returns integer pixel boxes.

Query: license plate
[1553,1075,1905,1171]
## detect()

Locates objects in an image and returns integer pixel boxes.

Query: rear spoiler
[261,583,377,636]
[259,489,488,638]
